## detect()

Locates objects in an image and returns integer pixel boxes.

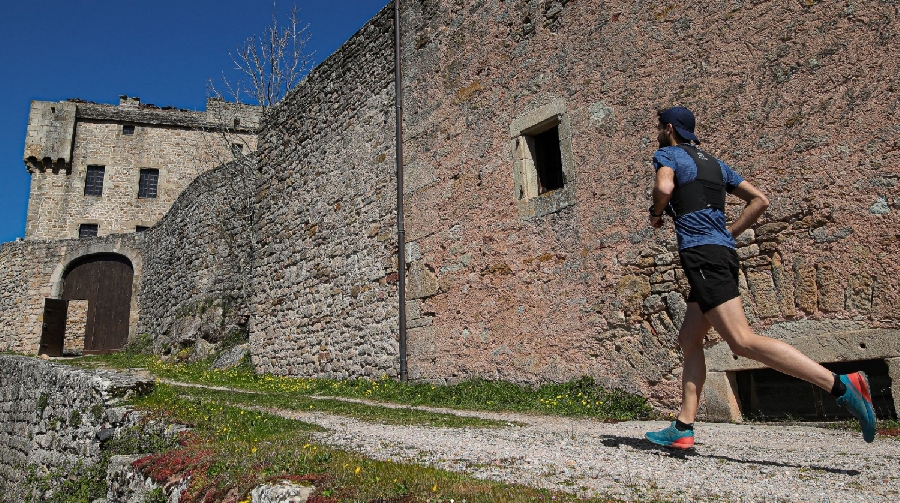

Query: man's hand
[649,214,664,228]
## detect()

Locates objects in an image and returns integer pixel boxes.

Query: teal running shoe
[836,372,877,443]
[645,421,695,449]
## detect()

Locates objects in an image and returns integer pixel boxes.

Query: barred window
[138,168,159,199]
[122,124,135,135]
[84,166,105,197]
[78,224,98,238]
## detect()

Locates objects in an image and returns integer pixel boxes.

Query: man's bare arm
[728,180,770,238]
[650,166,675,228]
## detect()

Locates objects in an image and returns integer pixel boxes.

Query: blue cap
[659,106,700,144]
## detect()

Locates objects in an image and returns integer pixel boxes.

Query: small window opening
[78,224,98,238]
[51,106,56,113]
[736,359,896,421]
[135,226,149,233]
[122,124,135,135]
[138,168,159,199]
[530,125,564,193]
[234,118,240,128]
[84,166,105,197]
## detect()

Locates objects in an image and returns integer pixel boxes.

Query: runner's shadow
[598,435,860,476]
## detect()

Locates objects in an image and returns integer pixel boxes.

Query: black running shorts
[679,244,740,313]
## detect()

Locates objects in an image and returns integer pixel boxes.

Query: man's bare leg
[676,302,711,424]
[704,297,834,390]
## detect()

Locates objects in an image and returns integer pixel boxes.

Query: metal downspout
[394,0,408,382]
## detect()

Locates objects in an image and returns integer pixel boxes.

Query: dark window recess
[122,124,135,135]
[531,126,564,193]
[84,166,105,196]
[736,359,897,421]
[78,224,98,238]
[138,168,159,198]
[135,226,149,233]
[234,118,241,128]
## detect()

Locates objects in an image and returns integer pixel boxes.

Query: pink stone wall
[398,0,900,406]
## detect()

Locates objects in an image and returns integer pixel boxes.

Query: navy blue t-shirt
[652,145,745,251]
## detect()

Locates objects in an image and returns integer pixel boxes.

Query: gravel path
[266,399,900,503]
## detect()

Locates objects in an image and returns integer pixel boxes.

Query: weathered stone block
[737,244,760,260]
[887,358,900,422]
[846,273,873,312]
[642,294,665,314]
[816,265,844,313]
[734,228,755,246]
[755,222,789,241]
[794,258,818,314]
[770,254,796,318]
[650,312,676,335]
[701,371,743,422]
[746,270,780,319]
[406,262,440,300]
[665,292,687,329]
[616,275,651,318]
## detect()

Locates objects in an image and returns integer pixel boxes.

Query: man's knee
[725,333,758,358]
[678,329,704,352]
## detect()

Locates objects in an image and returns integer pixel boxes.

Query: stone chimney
[118,95,141,108]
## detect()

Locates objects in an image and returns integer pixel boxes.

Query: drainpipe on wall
[394,0,408,382]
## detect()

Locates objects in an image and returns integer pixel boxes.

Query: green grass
[169,384,512,429]
[70,352,653,421]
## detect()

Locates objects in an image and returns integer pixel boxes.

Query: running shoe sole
[838,371,876,443]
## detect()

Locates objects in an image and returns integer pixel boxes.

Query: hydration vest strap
[666,144,726,218]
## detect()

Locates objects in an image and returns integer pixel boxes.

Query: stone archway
[61,253,134,353]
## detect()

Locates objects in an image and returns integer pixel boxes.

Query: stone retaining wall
[0,355,153,500]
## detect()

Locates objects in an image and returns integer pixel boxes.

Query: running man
[644,106,876,448]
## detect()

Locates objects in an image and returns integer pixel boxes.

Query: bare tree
[206,2,314,151]
[192,3,313,334]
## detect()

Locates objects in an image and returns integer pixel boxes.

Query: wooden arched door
[62,254,134,353]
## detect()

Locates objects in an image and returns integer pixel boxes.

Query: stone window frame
[137,168,160,199]
[509,98,576,219]
[84,165,105,197]
[78,223,99,238]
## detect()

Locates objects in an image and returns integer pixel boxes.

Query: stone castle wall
[241,0,899,409]
[0,235,141,355]
[0,155,253,358]
[136,159,256,357]
[24,98,258,240]
[392,0,900,405]
[249,6,401,378]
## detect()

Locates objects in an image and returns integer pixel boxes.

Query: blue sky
[0,0,389,243]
